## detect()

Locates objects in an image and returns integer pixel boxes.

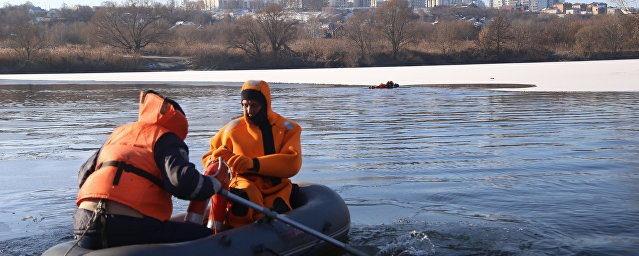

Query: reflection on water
[0,84,638,255]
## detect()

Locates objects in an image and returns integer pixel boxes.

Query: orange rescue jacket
[77,91,188,221]
[202,80,302,180]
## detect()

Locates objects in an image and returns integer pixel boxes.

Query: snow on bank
[1,59,638,92]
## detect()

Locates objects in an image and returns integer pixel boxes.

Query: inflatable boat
[42,183,351,256]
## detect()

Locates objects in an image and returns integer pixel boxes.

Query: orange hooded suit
[202,80,302,228]
[77,91,189,221]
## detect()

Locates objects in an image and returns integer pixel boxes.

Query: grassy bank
[2,43,639,74]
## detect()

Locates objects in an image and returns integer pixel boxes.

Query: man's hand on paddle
[205,161,229,189]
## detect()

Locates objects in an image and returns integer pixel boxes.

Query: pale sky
[1,0,636,9]
[1,0,174,9]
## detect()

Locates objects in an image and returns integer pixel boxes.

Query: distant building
[554,2,571,13]
[350,0,365,7]
[28,6,47,16]
[410,0,426,7]
[590,2,607,14]
[607,7,622,14]
[426,0,439,7]
[491,0,517,9]
[329,0,348,7]
[573,3,587,11]
[303,0,328,10]
[531,0,549,11]
[427,0,465,7]
[210,0,281,9]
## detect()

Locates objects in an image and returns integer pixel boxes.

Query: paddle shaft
[218,189,369,256]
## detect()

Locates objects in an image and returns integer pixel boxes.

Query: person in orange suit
[74,90,223,249]
[202,80,302,228]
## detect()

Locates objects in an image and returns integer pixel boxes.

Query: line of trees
[1,1,638,73]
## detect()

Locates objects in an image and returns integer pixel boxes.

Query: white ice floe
[1,59,638,92]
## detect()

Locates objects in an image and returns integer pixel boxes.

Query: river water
[0,83,637,256]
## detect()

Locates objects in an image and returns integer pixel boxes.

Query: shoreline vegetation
[1,2,638,74]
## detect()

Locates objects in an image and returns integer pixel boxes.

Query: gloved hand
[212,147,234,163]
[227,154,254,174]
[205,162,229,189]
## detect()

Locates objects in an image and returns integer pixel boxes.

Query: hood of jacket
[137,91,188,140]
[240,80,281,124]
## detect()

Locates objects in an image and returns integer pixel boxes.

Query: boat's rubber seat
[290,183,307,209]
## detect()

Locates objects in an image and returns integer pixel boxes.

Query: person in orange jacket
[74,90,224,249]
[202,80,302,228]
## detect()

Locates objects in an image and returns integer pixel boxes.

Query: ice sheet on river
[1,59,638,92]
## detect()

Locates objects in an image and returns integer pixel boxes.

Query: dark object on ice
[369,81,399,89]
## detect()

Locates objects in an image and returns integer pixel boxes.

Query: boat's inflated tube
[43,183,350,256]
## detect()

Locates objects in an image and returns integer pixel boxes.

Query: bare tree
[541,17,584,51]
[477,13,512,55]
[626,15,639,49]
[59,5,95,22]
[91,2,170,52]
[255,4,298,59]
[5,9,47,63]
[510,20,544,52]
[300,16,324,39]
[227,16,265,58]
[429,21,478,54]
[575,16,627,54]
[598,16,627,53]
[374,0,417,58]
[343,11,376,60]
[172,25,201,45]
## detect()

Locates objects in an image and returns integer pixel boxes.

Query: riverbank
[1,59,638,92]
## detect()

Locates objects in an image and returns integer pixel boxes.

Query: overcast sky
[1,0,636,9]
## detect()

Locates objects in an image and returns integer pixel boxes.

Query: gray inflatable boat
[42,183,350,256]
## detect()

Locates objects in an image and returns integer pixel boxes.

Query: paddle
[217,187,369,256]
[214,156,368,256]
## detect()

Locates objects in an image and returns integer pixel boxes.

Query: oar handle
[218,189,369,256]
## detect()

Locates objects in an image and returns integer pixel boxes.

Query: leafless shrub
[510,20,545,52]
[619,15,639,49]
[298,16,324,39]
[4,9,48,64]
[91,2,170,52]
[477,13,512,55]
[374,0,418,58]
[48,22,91,46]
[291,38,357,67]
[255,4,298,60]
[343,10,376,61]
[227,16,266,59]
[575,15,627,54]
[432,20,477,54]
[541,17,586,51]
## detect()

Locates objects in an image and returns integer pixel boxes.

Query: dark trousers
[73,208,211,249]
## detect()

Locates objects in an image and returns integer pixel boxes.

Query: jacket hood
[241,80,277,123]
[138,91,188,140]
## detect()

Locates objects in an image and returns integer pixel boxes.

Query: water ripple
[1,84,638,255]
